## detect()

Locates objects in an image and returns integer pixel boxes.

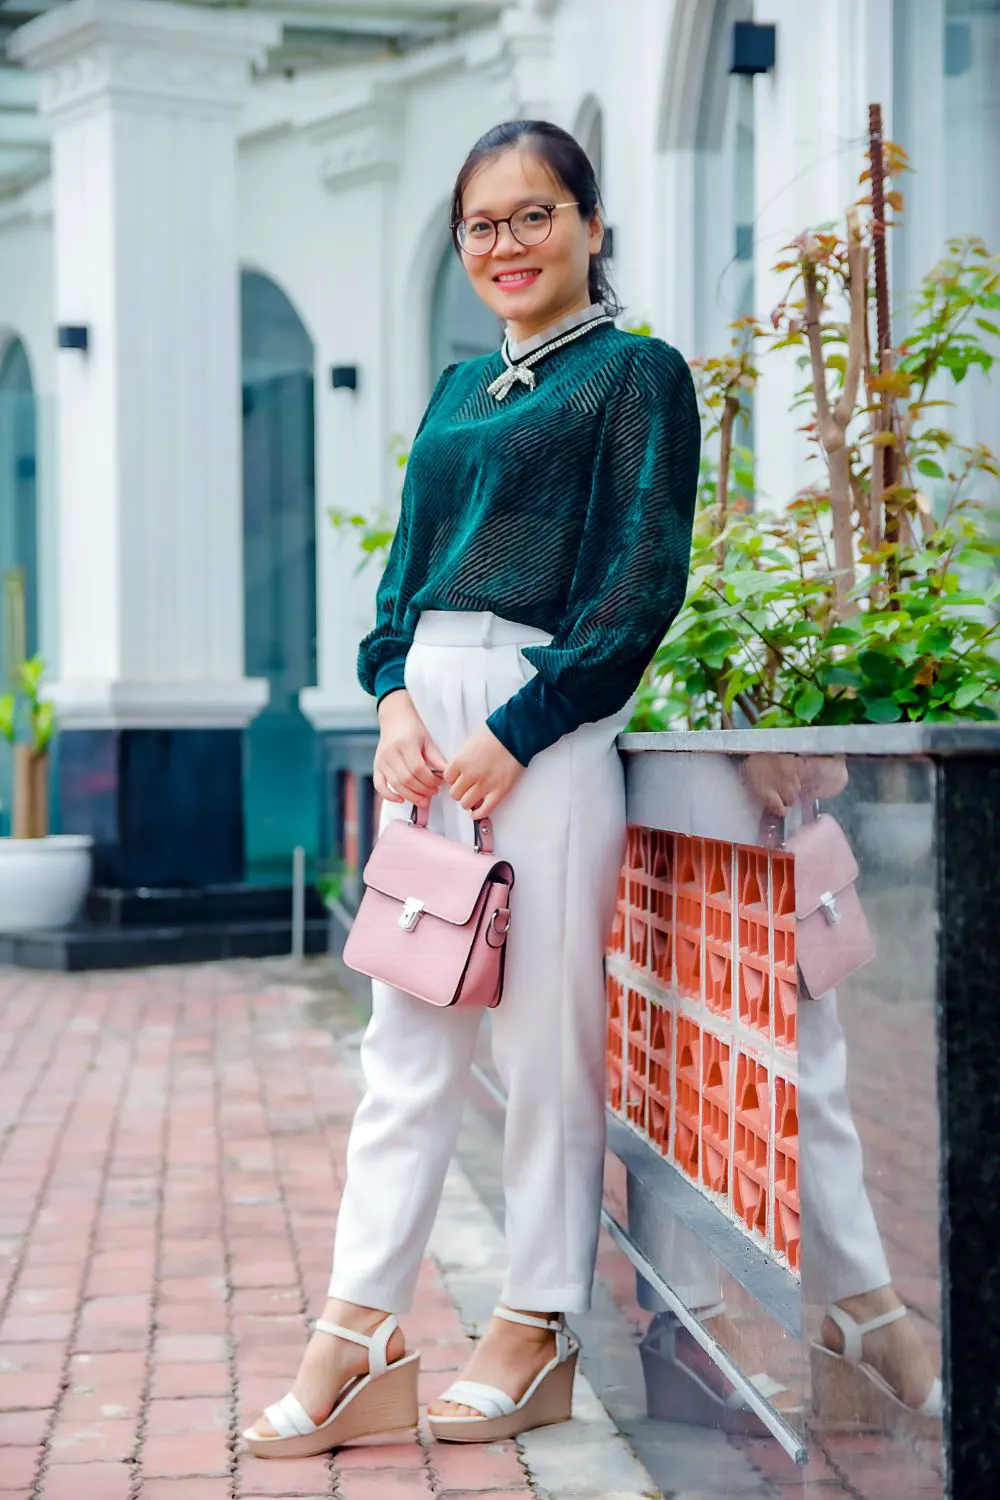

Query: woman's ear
[588,212,605,257]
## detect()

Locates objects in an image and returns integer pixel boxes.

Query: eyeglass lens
[458,204,554,254]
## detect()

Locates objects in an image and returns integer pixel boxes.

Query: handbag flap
[361,819,509,926]
[785,813,860,919]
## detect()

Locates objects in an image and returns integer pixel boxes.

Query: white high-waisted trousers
[329,610,632,1315]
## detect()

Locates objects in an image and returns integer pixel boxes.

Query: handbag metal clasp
[398,897,425,932]
[818,891,841,926]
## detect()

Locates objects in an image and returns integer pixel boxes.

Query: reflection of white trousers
[648,790,891,1312]
[329,611,631,1315]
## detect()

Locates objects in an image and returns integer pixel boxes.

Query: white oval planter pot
[0,835,93,931]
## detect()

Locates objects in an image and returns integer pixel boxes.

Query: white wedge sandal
[243,1313,421,1460]
[811,1303,942,1434]
[427,1305,579,1444]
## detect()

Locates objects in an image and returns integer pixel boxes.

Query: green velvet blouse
[357,318,701,766]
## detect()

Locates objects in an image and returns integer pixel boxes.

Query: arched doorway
[241,271,319,883]
[429,243,503,389]
[575,95,605,192]
[0,336,38,836]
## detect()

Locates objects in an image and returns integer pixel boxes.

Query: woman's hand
[444,724,525,819]
[374,691,447,807]
[740,753,804,817]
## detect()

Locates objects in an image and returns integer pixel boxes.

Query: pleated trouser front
[328,610,631,1315]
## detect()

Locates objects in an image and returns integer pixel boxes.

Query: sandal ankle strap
[492,1305,574,1362]
[314,1313,399,1378]
[825,1303,906,1366]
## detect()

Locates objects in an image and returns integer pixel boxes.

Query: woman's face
[458,146,603,340]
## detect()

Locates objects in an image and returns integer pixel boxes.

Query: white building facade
[0,0,997,890]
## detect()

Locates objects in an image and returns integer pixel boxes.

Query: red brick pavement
[0,966,536,1500]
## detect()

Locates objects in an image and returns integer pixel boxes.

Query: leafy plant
[0,655,54,755]
[641,132,1000,730]
[1,655,55,838]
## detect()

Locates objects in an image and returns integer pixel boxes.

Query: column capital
[9,0,278,122]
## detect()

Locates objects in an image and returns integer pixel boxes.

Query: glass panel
[241,271,319,884]
[594,749,943,1499]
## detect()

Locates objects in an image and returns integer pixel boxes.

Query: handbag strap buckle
[818,891,841,926]
[398,897,425,932]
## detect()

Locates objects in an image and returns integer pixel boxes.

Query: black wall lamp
[330,365,359,392]
[57,324,89,352]
[730,21,776,76]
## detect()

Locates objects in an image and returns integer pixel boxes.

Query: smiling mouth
[493,270,542,285]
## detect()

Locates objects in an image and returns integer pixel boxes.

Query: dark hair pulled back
[449,119,621,318]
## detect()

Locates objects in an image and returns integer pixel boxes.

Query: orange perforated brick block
[628,867,652,913]
[673,1017,701,1180]
[674,835,705,892]
[774,1076,800,1271]
[733,1052,770,1240]
[739,957,771,1040]
[608,900,626,956]
[625,986,650,1130]
[700,1031,731,1196]
[606,974,625,1114]
[647,828,672,879]
[625,824,647,871]
[737,847,769,966]
[704,841,734,938]
[675,888,702,1001]
[771,852,797,1050]
[774,975,797,1051]
[705,939,733,1018]
[739,846,768,910]
[628,912,650,971]
[649,917,672,986]
[647,1004,672,1153]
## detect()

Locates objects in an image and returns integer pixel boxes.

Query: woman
[244,118,700,1459]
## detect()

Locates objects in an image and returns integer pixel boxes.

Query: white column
[301,93,401,733]
[11,0,276,729]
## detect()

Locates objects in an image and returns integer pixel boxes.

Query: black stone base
[0,917,329,971]
[0,883,330,971]
[58,726,246,888]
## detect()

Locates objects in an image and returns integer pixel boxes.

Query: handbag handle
[759,797,821,850]
[409,799,494,855]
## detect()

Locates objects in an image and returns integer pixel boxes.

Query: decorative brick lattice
[605,827,799,1270]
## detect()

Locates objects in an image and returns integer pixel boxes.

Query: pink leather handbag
[782,811,877,999]
[342,802,515,1008]
[761,807,876,998]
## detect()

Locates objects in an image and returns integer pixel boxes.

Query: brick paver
[0,966,535,1500]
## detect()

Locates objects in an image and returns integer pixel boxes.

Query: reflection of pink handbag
[784,812,877,999]
[763,809,876,999]
[342,803,515,1008]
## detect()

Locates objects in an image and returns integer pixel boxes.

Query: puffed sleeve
[486,339,700,765]
[357,364,456,704]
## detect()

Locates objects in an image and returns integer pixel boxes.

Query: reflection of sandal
[811,1305,942,1433]
[639,1312,803,1437]
[243,1315,420,1460]
[427,1306,578,1444]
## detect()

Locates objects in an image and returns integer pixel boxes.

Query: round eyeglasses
[453,201,580,256]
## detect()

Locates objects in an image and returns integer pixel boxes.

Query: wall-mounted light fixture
[730,21,776,77]
[57,324,89,352]
[330,365,359,392]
